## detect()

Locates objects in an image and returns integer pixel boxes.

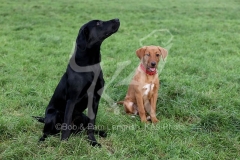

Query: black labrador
[34,18,120,146]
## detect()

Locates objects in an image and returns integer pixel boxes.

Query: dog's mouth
[105,25,120,37]
[140,63,157,75]
[105,20,120,36]
[147,67,156,72]
[112,23,120,32]
[105,31,115,37]
[148,67,156,72]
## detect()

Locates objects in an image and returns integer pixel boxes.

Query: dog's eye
[156,54,160,57]
[97,21,102,26]
[146,53,150,56]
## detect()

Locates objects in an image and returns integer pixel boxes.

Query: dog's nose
[151,62,156,67]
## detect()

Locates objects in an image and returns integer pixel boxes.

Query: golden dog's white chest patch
[142,84,154,96]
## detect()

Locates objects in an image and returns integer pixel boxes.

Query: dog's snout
[151,62,156,67]
[110,18,120,31]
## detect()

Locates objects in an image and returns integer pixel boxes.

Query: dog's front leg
[87,76,104,147]
[61,100,76,140]
[87,117,98,146]
[87,94,102,147]
[135,89,147,122]
[150,85,159,123]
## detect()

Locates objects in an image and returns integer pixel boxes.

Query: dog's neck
[73,45,102,66]
[140,63,157,75]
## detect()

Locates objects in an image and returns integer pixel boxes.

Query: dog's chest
[142,83,154,97]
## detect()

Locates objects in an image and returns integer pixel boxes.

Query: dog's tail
[32,116,45,123]
[117,101,124,105]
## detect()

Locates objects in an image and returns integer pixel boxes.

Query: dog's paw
[61,136,69,141]
[88,134,101,147]
[90,141,102,147]
[97,130,107,138]
[141,120,148,123]
[140,118,148,123]
[39,137,45,142]
[39,134,47,142]
[151,118,159,124]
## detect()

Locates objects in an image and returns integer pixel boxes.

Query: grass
[0,0,240,159]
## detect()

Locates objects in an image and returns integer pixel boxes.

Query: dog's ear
[158,46,168,60]
[76,26,89,51]
[136,46,147,59]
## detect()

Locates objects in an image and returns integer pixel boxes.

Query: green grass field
[0,0,240,159]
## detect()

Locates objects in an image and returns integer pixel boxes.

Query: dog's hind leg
[72,112,89,134]
[123,101,138,115]
[32,116,45,123]
[40,110,61,141]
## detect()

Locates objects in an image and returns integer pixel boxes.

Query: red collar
[140,63,157,75]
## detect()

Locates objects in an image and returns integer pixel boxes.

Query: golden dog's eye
[146,53,150,56]
[156,54,160,57]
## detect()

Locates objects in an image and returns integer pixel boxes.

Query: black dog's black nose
[151,62,156,67]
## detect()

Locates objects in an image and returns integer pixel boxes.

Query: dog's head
[136,46,168,72]
[76,19,120,50]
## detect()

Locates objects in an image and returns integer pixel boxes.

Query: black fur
[34,19,120,147]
